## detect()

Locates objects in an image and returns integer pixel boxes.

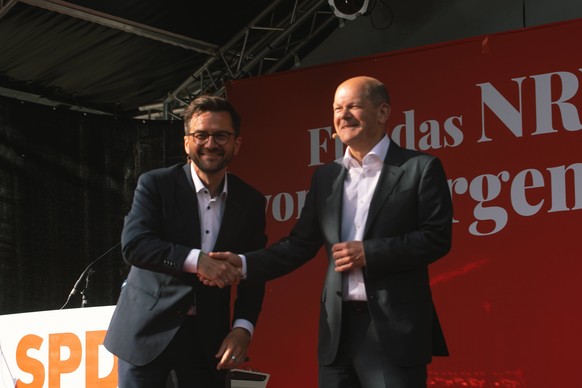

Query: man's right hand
[198,252,243,287]
[197,252,241,288]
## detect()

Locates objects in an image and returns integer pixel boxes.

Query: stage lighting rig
[328,0,369,20]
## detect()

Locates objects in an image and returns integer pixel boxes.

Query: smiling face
[184,110,241,183]
[333,77,391,160]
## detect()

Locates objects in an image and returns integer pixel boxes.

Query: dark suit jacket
[104,163,267,366]
[245,142,452,367]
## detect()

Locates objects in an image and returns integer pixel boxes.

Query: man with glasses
[104,96,267,388]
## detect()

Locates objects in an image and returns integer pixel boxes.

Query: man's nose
[206,134,219,146]
[337,108,351,119]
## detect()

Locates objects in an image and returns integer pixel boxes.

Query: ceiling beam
[18,0,219,55]
[0,0,18,20]
[0,86,112,115]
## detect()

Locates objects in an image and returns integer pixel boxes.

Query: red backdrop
[226,18,582,388]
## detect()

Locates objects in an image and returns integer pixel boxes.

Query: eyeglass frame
[186,131,235,145]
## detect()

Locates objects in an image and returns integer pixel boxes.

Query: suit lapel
[213,198,237,252]
[178,163,202,247]
[364,143,405,235]
[213,174,240,251]
[322,162,347,244]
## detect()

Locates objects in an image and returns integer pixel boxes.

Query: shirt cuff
[183,249,202,273]
[233,319,254,337]
[240,254,247,279]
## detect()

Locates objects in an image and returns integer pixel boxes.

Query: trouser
[319,301,427,388]
[117,316,230,388]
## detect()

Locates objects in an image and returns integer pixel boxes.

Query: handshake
[194,241,365,288]
[197,252,243,288]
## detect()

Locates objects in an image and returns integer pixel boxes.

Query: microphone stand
[80,267,95,308]
[60,242,121,309]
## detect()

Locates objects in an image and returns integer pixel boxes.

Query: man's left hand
[216,327,251,370]
[198,252,243,287]
[332,241,366,272]
[197,252,241,288]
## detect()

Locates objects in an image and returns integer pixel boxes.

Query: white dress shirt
[341,135,390,301]
[239,136,390,302]
[182,164,254,334]
[183,165,228,272]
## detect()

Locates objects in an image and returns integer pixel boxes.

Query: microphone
[67,264,98,300]
[60,242,121,309]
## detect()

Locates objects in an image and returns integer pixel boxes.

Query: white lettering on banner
[531,71,582,134]
[477,77,526,141]
[477,71,582,142]
[264,67,582,238]
[449,163,582,236]
[391,110,464,151]
[265,191,308,221]
[308,126,344,167]
[265,163,581,236]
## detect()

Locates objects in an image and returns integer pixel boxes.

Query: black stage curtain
[0,96,184,314]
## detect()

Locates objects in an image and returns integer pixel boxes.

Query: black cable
[60,242,121,309]
[370,0,394,31]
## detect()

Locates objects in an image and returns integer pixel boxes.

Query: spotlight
[328,0,369,20]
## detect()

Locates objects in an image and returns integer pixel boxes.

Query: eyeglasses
[187,131,234,145]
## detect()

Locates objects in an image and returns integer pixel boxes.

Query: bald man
[210,76,453,388]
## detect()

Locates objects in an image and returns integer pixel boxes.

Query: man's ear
[378,103,391,124]
[183,135,190,155]
[233,136,242,156]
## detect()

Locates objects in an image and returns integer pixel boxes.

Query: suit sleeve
[363,155,453,278]
[232,190,268,326]
[245,168,325,282]
[121,172,192,275]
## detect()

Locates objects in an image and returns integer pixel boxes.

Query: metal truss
[0,0,18,20]
[12,0,218,54]
[0,0,221,116]
[0,0,340,119]
[150,0,339,120]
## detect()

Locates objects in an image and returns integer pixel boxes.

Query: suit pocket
[374,271,431,304]
[396,292,431,304]
[124,282,159,310]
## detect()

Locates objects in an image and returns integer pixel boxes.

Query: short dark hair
[182,95,241,136]
[366,79,390,106]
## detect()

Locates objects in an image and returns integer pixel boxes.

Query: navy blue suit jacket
[104,163,267,366]
[245,143,452,367]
